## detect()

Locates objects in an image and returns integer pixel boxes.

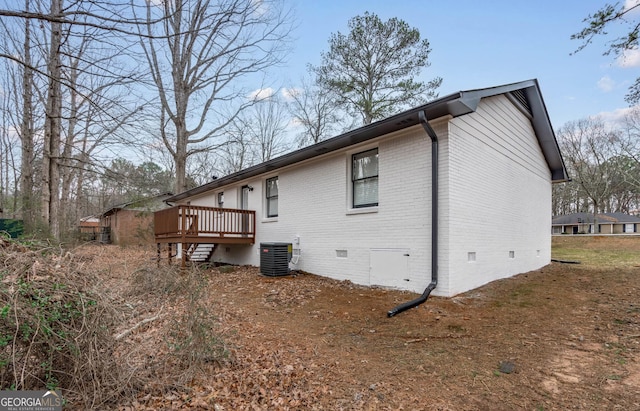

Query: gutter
[387,111,439,317]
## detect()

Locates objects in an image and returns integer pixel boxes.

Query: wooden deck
[154,205,255,265]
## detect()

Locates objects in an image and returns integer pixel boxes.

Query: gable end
[509,89,532,116]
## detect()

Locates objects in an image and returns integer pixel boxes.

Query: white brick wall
[186,128,434,293]
[178,94,553,297]
[443,95,552,296]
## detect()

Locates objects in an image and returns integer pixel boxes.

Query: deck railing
[154,205,256,242]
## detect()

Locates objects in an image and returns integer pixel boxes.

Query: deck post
[181,243,187,268]
[156,243,160,267]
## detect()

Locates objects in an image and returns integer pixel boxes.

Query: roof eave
[168,79,569,202]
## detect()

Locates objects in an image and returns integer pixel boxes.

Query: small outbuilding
[100,193,173,246]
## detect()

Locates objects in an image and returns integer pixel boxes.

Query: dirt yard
[80,236,640,410]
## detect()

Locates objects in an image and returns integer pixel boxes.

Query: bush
[129,263,229,384]
[166,268,229,377]
[0,237,129,408]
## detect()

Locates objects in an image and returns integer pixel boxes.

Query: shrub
[0,237,128,408]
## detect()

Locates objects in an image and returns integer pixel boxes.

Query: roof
[552,212,640,225]
[101,192,173,217]
[79,216,100,226]
[168,79,569,203]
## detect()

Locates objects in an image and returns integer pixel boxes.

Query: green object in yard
[0,219,24,238]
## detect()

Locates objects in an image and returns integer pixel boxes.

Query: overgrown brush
[129,262,229,384]
[0,235,229,408]
[0,236,132,408]
[168,268,229,379]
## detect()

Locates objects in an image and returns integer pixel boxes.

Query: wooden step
[188,243,216,262]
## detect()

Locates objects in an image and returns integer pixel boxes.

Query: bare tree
[0,0,43,230]
[187,150,225,187]
[40,0,63,239]
[246,96,290,162]
[287,77,341,147]
[620,108,640,176]
[56,18,145,232]
[19,0,35,229]
[136,0,293,193]
[0,0,152,238]
[557,118,626,221]
[215,120,256,175]
[0,82,21,217]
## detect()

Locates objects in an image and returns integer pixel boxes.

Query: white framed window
[352,148,378,208]
[266,176,278,217]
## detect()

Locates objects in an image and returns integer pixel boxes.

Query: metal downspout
[387,111,438,317]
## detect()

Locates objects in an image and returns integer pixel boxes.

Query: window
[266,177,278,217]
[217,192,224,208]
[352,148,378,208]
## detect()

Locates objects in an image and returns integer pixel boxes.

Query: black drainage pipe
[388,111,438,317]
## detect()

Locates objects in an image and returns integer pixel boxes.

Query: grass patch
[552,236,640,268]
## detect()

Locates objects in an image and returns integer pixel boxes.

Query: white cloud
[247,87,275,101]
[251,0,269,16]
[617,48,640,68]
[597,76,616,92]
[624,0,640,12]
[280,87,302,101]
[288,117,303,128]
[593,106,638,127]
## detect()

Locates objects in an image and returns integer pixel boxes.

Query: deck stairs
[187,243,217,263]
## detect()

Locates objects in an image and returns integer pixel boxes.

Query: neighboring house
[552,212,640,235]
[154,79,568,298]
[79,216,100,241]
[101,193,173,246]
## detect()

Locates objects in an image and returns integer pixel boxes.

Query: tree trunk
[59,61,79,232]
[20,0,35,233]
[42,0,63,239]
[174,130,188,194]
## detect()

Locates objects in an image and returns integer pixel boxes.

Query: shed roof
[101,192,173,217]
[168,79,568,203]
[552,212,640,225]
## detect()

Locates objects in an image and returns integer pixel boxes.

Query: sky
[275,0,640,130]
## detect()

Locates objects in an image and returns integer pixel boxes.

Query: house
[100,193,173,246]
[552,212,640,235]
[154,79,568,299]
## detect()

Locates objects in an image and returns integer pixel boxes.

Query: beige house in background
[552,212,640,235]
